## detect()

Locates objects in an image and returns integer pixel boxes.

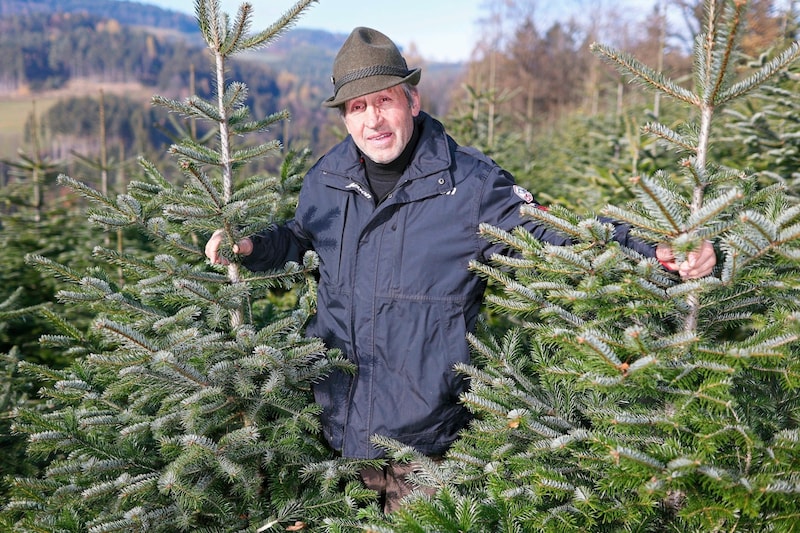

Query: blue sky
[137,0,483,62]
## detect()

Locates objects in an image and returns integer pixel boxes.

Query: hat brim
[322,68,421,108]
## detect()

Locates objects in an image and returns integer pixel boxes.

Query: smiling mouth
[370,132,392,142]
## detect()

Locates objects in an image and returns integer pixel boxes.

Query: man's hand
[656,240,716,280]
[205,229,253,266]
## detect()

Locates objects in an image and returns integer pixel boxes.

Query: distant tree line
[0,11,270,94]
[451,0,797,212]
[0,0,199,32]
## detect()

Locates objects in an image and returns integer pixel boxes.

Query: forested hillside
[0,0,346,94]
[0,11,203,92]
[0,0,464,165]
[0,0,365,166]
[0,0,199,32]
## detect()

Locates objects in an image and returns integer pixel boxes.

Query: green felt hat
[323,27,421,108]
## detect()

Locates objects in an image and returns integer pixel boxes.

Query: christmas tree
[1,1,372,531]
[375,1,800,531]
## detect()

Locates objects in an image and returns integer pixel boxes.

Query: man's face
[342,84,420,164]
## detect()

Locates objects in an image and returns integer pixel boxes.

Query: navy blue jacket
[242,112,655,458]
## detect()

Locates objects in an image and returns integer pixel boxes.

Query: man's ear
[411,89,421,116]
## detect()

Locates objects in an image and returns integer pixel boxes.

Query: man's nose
[364,105,382,128]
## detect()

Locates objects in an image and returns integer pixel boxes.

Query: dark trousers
[359,461,437,514]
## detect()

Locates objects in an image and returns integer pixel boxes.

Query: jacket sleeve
[240,219,312,272]
[476,165,571,262]
[598,216,657,259]
[240,170,318,272]
[477,165,656,261]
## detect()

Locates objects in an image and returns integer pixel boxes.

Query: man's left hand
[656,240,716,280]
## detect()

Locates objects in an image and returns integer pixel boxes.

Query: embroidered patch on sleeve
[513,184,534,203]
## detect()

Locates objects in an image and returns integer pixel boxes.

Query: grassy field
[0,97,59,159]
[0,80,154,160]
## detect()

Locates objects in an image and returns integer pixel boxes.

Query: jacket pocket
[369,299,471,449]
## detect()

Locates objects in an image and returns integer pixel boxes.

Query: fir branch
[665,276,722,298]
[684,187,742,230]
[642,122,697,153]
[460,393,515,419]
[600,204,671,239]
[611,446,666,471]
[518,205,582,239]
[115,194,143,219]
[576,331,623,367]
[87,214,132,228]
[57,174,116,210]
[151,94,212,121]
[625,355,660,375]
[185,95,227,121]
[102,291,166,321]
[717,41,800,106]
[633,276,671,299]
[231,141,284,164]
[776,202,800,227]
[16,360,75,384]
[774,247,800,261]
[137,156,171,189]
[722,232,763,259]
[230,179,280,204]
[152,306,203,332]
[87,351,152,368]
[483,254,541,271]
[477,223,532,255]
[219,4,252,56]
[542,245,593,272]
[169,139,222,167]
[231,110,292,135]
[703,0,746,105]
[650,330,701,351]
[90,247,158,278]
[738,209,778,242]
[778,220,800,243]
[576,217,615,244]
[222,81,249,113]
[94,319,159,353]
[162,203,215,221]
[171,278,218,305]
[590,43,699,106]
[536,302,586,328]
[630,174,687,233]
[194,0,216,47]
[470,260,517,288]
[239,0,319,52]
[0,300,49,321]
[178,161,225,209]
[549,428,591,450]
[25,253,85,285]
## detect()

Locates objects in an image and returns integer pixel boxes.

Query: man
[206,27,716,511]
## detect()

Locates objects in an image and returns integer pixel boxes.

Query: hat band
[333,65,411,93]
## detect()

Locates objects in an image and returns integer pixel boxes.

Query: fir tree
[719,62,800,191]
[373,1,800,531]
[0,291,50,504]
[1,1,372,531]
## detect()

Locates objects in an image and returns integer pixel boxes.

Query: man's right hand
[205,229,253,265]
